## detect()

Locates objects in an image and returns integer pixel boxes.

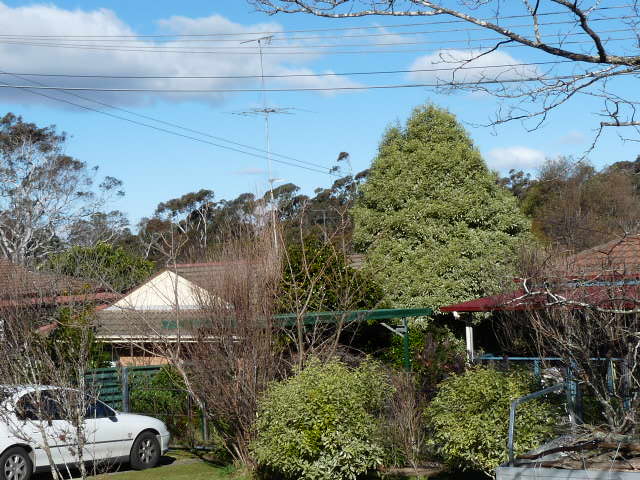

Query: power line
[0,78,335,176]
[0,60,575,80]
[0,35,632,55]
[0,26,631,50]
[0,4,632,38]
[1,69,331,171]
[0,71,631,94]
[0,15,629,44]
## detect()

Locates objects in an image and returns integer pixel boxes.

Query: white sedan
[0,386,170,480]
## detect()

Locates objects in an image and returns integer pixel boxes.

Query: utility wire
[0,35,632,54]
[0,4,632,38]
[0,25,631,50]
[1,71,632,93]
[0,15,629,44]
[2,69,330,171]
[0,60,576,80]
[0,78,335,175]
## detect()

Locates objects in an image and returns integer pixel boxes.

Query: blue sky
[1,1,637,225]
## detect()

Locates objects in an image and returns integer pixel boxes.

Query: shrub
[253,358,393,480]
[425,367,560,476]
[130,366,198,446]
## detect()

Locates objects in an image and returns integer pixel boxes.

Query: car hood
[113,412,169,434]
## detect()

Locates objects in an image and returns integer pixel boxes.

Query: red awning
[440,283,640,313]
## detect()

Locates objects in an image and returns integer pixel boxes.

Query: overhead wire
[0,25,632,50]
[0,35,633,55]
[1,70,633,94]
[0,75,336,175]
[0,3,633,38]
[0,15,631,44]
[0,60,577,80]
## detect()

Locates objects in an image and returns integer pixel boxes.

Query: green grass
[93,461,244,480]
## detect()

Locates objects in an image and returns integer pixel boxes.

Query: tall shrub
[352,105,530,309]
[253,359,393,480]
[425,367,560,476]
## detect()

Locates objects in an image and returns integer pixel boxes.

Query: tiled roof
[172,261,249,291]
[0,258,118,305]
[567,234,640,277]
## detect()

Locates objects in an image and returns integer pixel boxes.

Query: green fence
[85,365,162,411]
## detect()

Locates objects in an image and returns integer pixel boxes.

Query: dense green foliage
[130,366,200,446]
[387,324,466,395]
[425,367,560,475]
[278,236,385,313]
[352,105,530,309]
[46,242,154,292]
[253,359,393,480]
[49,307,111,369]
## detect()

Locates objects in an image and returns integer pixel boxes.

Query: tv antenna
[237,34,290,251]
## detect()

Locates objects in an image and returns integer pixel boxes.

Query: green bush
[425,367,560,476]
[130,366,199,446]
[253,358,393,480]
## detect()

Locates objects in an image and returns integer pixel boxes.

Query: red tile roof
[566,234,640,277]
[0,258,118,306]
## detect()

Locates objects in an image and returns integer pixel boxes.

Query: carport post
[402,317,411,371]
[121,366,130,413]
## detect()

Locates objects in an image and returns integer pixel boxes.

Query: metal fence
[85,366,209,447]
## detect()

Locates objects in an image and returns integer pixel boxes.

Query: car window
[85,396,115,419]
[15,391,62,421]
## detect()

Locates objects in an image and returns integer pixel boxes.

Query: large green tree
[352,105,530,309]
[45,243,154,293]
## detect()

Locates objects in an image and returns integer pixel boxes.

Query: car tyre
[129,432,160,470]
[0,447,32,480]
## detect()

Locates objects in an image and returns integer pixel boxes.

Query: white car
[0,386,170,480]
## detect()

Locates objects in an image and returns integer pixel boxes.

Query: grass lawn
[33,450,246,480]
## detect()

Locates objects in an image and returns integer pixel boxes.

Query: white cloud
[0,3,361,107]
[487,146,546,170]
[408,49,539,84]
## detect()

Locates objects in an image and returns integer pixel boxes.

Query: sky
[1,0,637,226]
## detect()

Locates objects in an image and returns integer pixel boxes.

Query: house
[0,258,121,335]
[440,234,640,359]
[94,262,239,364]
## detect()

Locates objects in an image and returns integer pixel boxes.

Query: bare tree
[499,243,640,436]
[250,1,640,146]
[0,293,107,480]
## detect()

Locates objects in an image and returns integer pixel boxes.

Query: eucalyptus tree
[0,113,124,265]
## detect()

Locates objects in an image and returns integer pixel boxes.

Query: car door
[84,397,130,463]
[13,390,71,467]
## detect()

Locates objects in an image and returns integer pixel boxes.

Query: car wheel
[129,432,160,470]
[0,447,32,480]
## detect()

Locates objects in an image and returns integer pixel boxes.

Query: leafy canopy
[352,105,530,309]
[253,358,393,480]
[45,242,154,293]
[425,367,560,476]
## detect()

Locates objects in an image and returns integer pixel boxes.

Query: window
[85,397,115,419]
[15,391,62,421]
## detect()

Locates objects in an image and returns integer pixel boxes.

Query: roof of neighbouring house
[568,234,640,277]
[0,258,120,306]
[440,234,640,313]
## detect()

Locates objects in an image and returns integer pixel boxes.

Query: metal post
[508,382,566,465]
[533,359,541,383]
[201,402,208,444]
[402,317,411,372]
[121,366,130,413]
